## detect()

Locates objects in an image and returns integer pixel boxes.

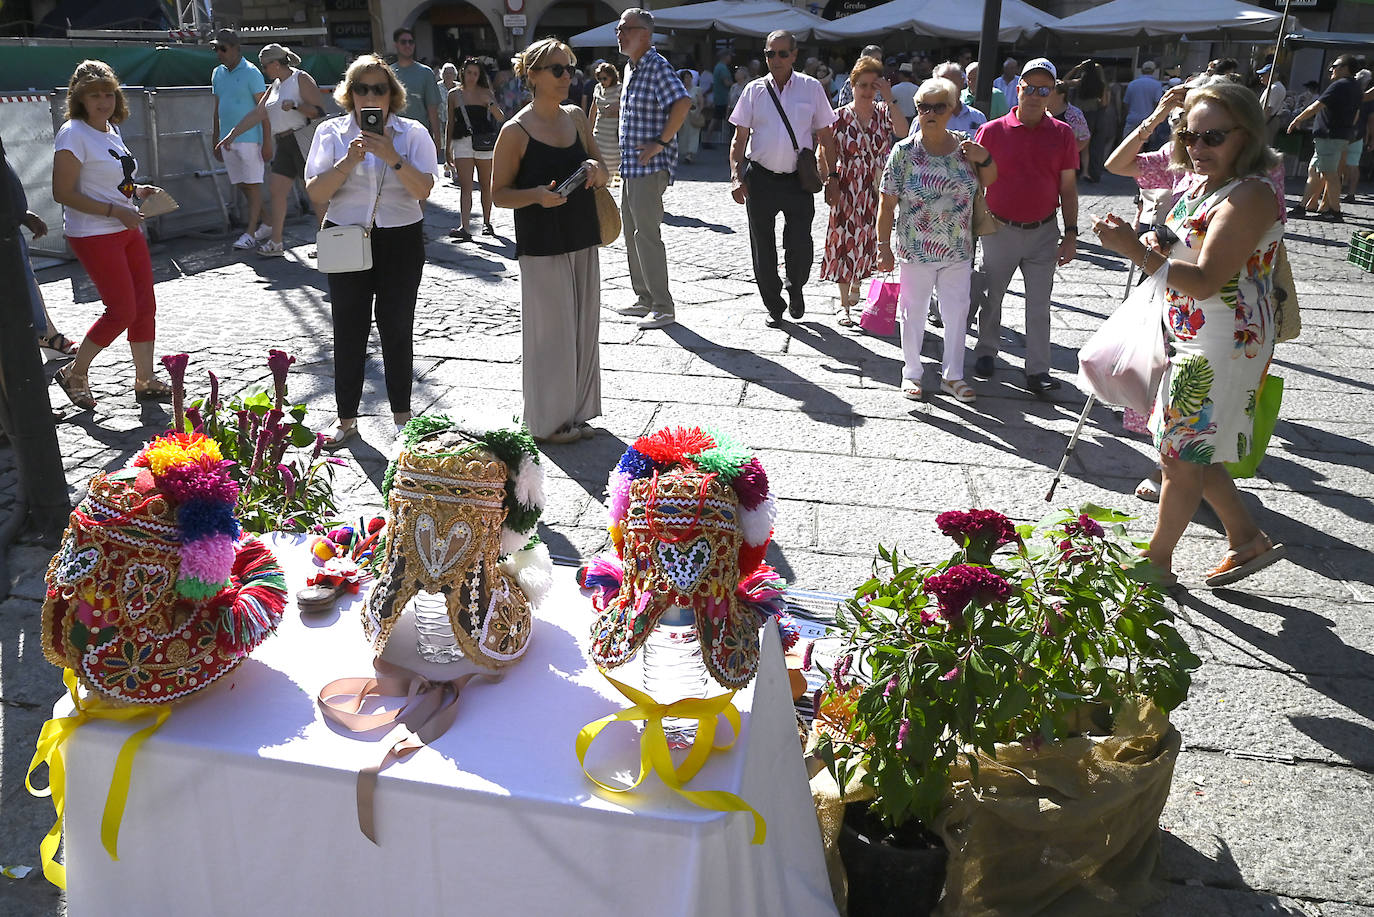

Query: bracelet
[973,156,992,169]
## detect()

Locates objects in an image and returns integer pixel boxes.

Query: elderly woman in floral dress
[819,56,909,327]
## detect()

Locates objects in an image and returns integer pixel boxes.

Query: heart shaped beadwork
[654,537,713,593]
[413,513,473,580]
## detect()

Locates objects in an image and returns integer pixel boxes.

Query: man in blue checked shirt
[615,8,692,330]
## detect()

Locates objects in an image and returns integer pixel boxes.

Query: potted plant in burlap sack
[808,506,1201,917]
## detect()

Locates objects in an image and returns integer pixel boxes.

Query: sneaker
[253,224,272,242]
[615,303,652,317]
[637,311,675,330]
[232,232,256,250]
[972,356,995,380]
[1025,372,1061,394]
[256,240,284,257]
[1287,205,1307,219]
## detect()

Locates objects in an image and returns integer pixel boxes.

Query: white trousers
[899,259,972,383]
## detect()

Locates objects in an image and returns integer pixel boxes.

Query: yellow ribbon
[576,673,766,845]
[25,668,171,889]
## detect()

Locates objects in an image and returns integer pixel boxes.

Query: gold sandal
[134,377,173,402]
[55,366,97,410]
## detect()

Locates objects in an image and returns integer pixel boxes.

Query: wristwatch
[658,136,673,146]
[392,159,404,171]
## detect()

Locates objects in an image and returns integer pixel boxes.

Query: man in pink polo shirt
[972,57,1080,394]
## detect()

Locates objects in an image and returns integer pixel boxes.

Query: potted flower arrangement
[810,506,1201,917]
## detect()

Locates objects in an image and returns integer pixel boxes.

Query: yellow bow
[576,672,766,845]
[25,668,171,889]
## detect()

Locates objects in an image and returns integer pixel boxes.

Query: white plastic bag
[1076,266,1168,415]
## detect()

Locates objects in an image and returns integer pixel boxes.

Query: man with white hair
[1123,60,1163,135]
[993,57,1019,98]
[934,62,987,134]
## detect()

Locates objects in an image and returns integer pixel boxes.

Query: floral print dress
[820,102,894,285]
[1150,177,1283,464]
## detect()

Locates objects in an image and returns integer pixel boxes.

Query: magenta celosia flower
[161,353,190,432]
[936,509,1017,559]
[883,676,898,698]
[160,353,189,387]
[207,370,219,409]
[940,666,960,681]
[896,718,910,750]
[310,431,325,463]
[802,640,815,672]
[267,349,295,408]
[185,404,203,433]
[923,564,1012,623]
[1065,514,1105,539]
[277,464,296,500]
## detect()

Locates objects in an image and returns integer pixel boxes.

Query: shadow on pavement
[1149,832,1307,916]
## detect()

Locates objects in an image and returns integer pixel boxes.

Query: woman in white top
[50,60,171,411]
[446,58,504,241]
[218,44,328,256]
[437,62,458,180]
[305,54,441,448]
[675,69,704,164]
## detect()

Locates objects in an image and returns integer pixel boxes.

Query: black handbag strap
[455,87,475,135]
[764,81,801,153]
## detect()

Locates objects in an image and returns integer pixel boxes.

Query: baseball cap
[1020,57,1056,80]
[1256,63,1273,75]
[1141,60,1157,73]
[213,28,240,46]
[899,62,914,74]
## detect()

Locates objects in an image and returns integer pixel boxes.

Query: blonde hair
[916,76,959,106]
[513,38,576,88]
[66,60,128,125]
[334,54,407,114]
[850,56,883,85]
[1168,81,1280,179]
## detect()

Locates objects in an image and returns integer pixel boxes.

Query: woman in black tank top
[493,38,611,445]
[446,58,505,240]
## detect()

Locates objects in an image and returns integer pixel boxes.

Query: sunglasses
[1020,84,1052,97]
[1175,127,1236,147]
[615,24,646,33]
[353,81,390,96]
[533,63,573,78]
[397,38,415,45]
[764,49,792,59]
[916,102,949,115]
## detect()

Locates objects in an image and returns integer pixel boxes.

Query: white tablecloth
[57,533,838,916]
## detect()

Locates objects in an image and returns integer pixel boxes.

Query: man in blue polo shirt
[211,28,270,251]
[615,8,692,331]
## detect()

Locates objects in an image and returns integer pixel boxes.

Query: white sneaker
[615,303,652,317]
[637,311,675,330]
[253,224,272,242]
[256,240,284,257]
[232,232,256,250]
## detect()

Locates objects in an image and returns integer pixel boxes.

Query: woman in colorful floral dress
[819,56,908,327]
[1093,81,1287,588]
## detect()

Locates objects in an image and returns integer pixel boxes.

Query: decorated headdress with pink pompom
[580,426,793,689]
[40,430,287,705]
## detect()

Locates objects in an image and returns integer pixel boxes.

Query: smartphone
[360,108,384,134]
[554,164,589,197]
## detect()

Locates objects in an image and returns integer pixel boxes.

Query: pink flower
[160,353,189,387]
[936,509,1017,560]
[1065,514,1105,539]
[883,676,898,698]
[267,349,296,407]
[923,564,1011,622]
[896,718,910,750]
[802,640,815,672]
[277,464,296,500]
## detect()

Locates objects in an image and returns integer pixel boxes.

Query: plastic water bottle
[641,605,712,749]
[413,590,463,664]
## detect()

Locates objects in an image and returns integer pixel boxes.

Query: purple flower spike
[207,370,220,408]
[896,718,910,751]
[185,404,204,433]
[310,431,325,463]
[277,464,297,500]
[883,676,898,698]
[801,640,815,672]
[267,349,296,408]
[160,353,189,386]
[161,353,190,432]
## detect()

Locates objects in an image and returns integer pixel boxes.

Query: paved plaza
[1,147,1372,915]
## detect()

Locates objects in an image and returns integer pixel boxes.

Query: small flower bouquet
[813,505,1201,831]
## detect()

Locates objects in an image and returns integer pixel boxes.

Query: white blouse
[305,113,441,228]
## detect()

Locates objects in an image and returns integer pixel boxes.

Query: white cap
[1020,57,1056,80]
[1141,60,1157,73]
[899,62,914,74]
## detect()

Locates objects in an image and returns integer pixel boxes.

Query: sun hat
[258,43,301,67]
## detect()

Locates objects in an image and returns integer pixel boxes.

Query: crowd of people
[26,23,1372,592]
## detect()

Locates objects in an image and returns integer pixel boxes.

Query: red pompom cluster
[632,426,715,466]
[923,563,1011,623]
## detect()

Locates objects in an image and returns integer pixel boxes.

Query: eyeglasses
[353,82,390,97]
[533,64,573,78]
[1175,127,1236,147]
[1020,84,1052,97]
[916,102,949,115]
[615,24,646,33]
[397,38,415,45]
[764,49,792,59]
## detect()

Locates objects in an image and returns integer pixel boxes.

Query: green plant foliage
[812,505,1201,830]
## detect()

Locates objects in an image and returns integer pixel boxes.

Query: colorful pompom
[512,453,545,513]
[179,534,236,584]
[740,491,777,547]
[156,457,240,506]
[606,470,633,526]
[693,429,752,480]
[614,447,656,481]
[632,426,715,466]
[177,499,241,541]
[312,538,336,561]
[134,432,223,476]
[732,458,769,511]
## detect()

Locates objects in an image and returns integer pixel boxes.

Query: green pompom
[176,577,227,600]
[693,428,752,480]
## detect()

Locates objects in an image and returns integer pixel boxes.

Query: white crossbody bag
[316,165,386,274]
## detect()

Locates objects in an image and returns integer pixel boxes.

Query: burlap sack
[931,700,1180,917]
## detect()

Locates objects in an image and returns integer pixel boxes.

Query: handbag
[569,105,621,246]
[1272,240,1301,342]
[973,185,999,239]
[859,275,899,337]
[764,82,823,194]
[1225,373,1283,478]
[1076,264,1168,415]
[316,168,385,274]
[456,89,498,152]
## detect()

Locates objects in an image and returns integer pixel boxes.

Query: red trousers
[66,228,157,347]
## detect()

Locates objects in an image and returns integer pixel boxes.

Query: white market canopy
[1051,0,1284,39]
[569,22,669,46]
[569,0,829,46]
[814,0,1059,43]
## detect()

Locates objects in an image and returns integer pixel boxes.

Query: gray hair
[932,61,963,82]
[861,44,883,60]
[916,76,959,106]
[766,29,797,50]
[623,7,654,28]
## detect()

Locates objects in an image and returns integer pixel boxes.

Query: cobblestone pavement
[2,147,1372,915]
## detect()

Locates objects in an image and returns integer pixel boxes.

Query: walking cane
[1045,393,1095,502]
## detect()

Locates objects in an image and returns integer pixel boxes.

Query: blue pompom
[177,498,241,541]
[614,447,656,480]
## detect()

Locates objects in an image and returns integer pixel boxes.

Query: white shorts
[223,141,265,185]
[449,137,494,162]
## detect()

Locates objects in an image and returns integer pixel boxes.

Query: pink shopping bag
[860,276,899,337]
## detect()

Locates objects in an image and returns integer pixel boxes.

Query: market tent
[1050,0,1282,39]
[570,0,828,44]
[814,0,1059,42]
[0,44,348,93]
[568,23,669,46]
[1283,29,1374,50]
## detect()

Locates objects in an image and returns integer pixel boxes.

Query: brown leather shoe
[1205,533,1287,587]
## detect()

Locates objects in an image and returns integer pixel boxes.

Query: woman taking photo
[590,62,622,181]
[876,76,995,404]
[1092,81,1287,588]
[447,58,504,241]
[305,54,440,448]
[819,56,908,327]
[492,38,609,445]
[51,59,172,410]
[217,43,329,256]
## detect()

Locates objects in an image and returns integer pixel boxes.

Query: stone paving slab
[1,154,1371,914]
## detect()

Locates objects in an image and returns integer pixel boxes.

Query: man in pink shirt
[972,58,1080,394]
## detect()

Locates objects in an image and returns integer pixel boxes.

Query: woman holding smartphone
[305,54,440,448]
[492,38,609,445]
